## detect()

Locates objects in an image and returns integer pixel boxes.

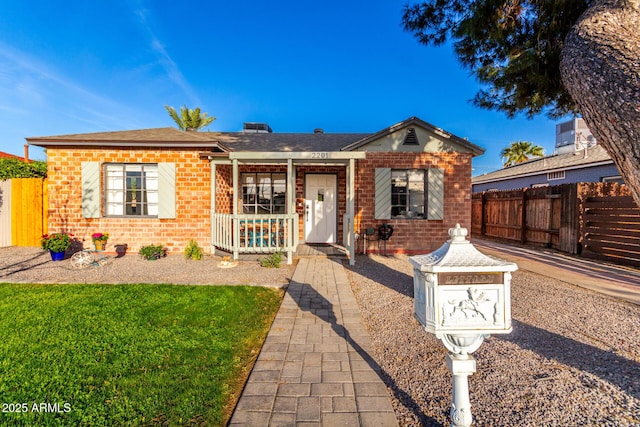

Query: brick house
[27,117,484,264]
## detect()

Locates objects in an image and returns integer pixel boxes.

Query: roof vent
[314,128,324,134]
[403,127,419,145]
[242,122,272,133]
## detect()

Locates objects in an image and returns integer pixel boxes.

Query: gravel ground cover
[345,254,640,426]
[0,247,294,286]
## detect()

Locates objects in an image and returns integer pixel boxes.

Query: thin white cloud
[0,42,145,131]
[133,5,200,105]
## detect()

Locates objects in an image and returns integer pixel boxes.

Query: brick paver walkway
[229,257,398,426]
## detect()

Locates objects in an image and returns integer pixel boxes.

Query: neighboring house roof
[26,116,485,157]
[472,144,613,185]
[0,151,24,160]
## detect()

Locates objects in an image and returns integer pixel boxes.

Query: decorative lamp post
[409,224,518,427]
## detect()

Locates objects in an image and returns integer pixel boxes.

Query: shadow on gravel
[345,255,414,298]
[500,319,640,400]
[288,261,444,426]
[0,250,50,278]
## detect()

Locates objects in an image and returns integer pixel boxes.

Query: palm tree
[501,141,544,167]
[164,105,215,131]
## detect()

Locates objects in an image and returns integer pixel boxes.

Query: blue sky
[0,0,566,175]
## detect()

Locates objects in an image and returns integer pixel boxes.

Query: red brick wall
[46,147,212,254]
[354,152,473,254]
[46,148,472,256]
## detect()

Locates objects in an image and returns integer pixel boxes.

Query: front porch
[208,151,365,265]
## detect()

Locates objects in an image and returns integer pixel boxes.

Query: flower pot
[49,250,65,261]
[93,240,106,251]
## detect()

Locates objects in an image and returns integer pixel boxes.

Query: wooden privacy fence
[472,182,640,267]
[0,178,48,247]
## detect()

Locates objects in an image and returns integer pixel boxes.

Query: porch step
[294,244,347,258]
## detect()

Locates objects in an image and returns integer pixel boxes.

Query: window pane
[257,173,271,213]
[391,169,425,218]
[105,166,124,215]
[242,173,257,214]
[107,204,123,216]
[146,170,158,191]
[147,191,158,204]
[391,171,407,216]
[106,190,123,204]
[408,170,425,217]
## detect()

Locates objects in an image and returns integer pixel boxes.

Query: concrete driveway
[473,238,640,305]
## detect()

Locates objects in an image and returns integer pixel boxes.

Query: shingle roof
[26,127,369,151]
[25,116,484,156]
[27,127,214,144]
[472,145,613,184]
[0,151,24,160]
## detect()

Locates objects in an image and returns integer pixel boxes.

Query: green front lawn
[0,283,283,426]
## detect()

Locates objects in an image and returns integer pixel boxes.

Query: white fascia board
[228,151,366,160]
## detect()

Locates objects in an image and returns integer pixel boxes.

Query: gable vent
[403,128,419,145]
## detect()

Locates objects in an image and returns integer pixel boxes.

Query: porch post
[286,158,294,265]
[210,161,217,255]
[348,158,356,265]
[232,158,239,261]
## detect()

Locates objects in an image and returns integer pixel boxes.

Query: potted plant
[41,232,73,261]
[91,232,109,251]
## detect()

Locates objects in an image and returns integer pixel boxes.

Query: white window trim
[105,163,159,218]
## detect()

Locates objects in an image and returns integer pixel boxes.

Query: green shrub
[260,252,283,268]
[0,158,47,179]
[183,239,203,260]
[139,244,166,260]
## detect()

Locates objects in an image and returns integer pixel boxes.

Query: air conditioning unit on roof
[242,122,272,133]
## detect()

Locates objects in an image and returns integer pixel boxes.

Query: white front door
[304,174,337,243]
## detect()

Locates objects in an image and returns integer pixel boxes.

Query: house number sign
[310,152,330,159]
[438,273,502,285]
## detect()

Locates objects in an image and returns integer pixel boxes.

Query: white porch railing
[213,213,299,257]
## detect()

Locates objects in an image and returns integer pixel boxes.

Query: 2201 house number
[311,152,329,159]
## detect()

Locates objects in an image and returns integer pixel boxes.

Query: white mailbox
[410,224,517,338]
[409,224,519,427]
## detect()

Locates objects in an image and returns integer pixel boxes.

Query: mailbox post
[410,224,517,427]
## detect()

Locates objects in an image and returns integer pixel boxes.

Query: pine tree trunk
[560,0,640,206]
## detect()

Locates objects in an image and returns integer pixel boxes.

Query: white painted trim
[229,151,366,160]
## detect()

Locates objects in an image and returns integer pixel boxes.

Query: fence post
[481,192,487,237]
[521,188,527,244]
[560,184,579,254]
